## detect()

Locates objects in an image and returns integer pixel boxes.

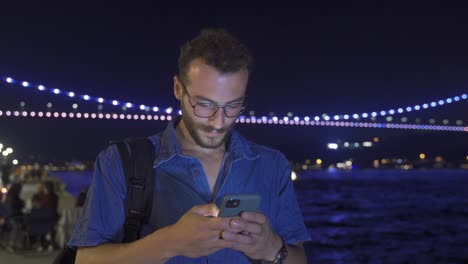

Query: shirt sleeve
[67,145,127,247]
[273,152,311,245]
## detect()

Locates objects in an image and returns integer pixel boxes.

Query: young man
[68,29,310,264]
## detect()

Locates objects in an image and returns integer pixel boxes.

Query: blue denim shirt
[68,118,311,263]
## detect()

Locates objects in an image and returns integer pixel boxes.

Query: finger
[190,203,220,217]
[221,231,256,244]
[230,219,262,235]
[240,211,266,224]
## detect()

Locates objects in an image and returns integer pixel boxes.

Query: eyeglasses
[178,78,246,118]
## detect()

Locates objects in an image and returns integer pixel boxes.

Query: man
[68,29,310,263]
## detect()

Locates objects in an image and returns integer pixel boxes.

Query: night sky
[0,2,467,163]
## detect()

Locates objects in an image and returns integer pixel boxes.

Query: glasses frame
[178,77,246,118]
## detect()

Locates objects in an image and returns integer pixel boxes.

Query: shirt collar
[153,116,259,167]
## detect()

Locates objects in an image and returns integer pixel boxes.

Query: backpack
[53,137,155,263]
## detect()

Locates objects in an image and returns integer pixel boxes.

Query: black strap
[112,137,155,243]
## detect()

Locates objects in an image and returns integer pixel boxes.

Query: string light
[1,75,465,123]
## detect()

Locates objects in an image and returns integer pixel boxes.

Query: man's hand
[221,211,283,261]
[166,204,234,258]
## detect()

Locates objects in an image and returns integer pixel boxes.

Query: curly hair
[178,28,252,83]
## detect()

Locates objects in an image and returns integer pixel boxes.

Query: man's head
[174,29,252,150]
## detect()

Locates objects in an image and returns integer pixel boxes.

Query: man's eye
[198,103,215,108]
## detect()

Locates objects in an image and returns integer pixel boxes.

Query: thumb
[190,203,220,217]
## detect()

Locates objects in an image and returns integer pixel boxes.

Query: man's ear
[174,75,183,100]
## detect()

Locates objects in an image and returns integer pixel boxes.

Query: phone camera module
[226,199,240,208]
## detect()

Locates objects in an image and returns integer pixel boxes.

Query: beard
[180,102,235,149]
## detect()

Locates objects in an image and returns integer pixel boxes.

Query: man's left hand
[221,211,282,261]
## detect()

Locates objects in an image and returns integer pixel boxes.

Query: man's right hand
[164,204,234,258]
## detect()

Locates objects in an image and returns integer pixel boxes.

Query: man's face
[175,59,248,149]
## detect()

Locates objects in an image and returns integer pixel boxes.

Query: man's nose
[208,107,226,130]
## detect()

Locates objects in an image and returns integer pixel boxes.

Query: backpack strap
[112,137,155,243]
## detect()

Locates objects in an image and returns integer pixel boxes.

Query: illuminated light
[327,143,338,150]
[12,159,18,165]
[462,94,467,99]
[430,102,436,107]
[104,113,110,119]
[246,119,251,123]
[386,116,393,122]
[160,115,166,121]
[14,111,19,117]
[38,85,45,91]
[345,160,352,167]
[397,108,404,113]
[362,113,368,118]
[53,88,60,94]
[354,142,360,148]
[443,119,449,125]
[112,100,119,106]
[438,100,444,105]
[283,116,289,122]
[61,112,66,118]
[344,142,350,147]
[153,115,159,120]
[388,109,395,115]
[22,81,29,87]
[69,113,74,118]
[257,119,262,124]
[324,116,330,121]
[287,112,293,117]
[84,113,89,118]
[363,141,373,147]
[6,77,13,83]
[6,148,13,154]
[76,113,82,118]
[2,151,7,157]
[147,115,153,120]
[268,120,273,124]
[419,153,426,159]
[344,115,349,120]
[6,111,11,116]
[140,105,146,110]
[30,111,36,117]
[333,115,340,120]
[98,98,104,103]
[279,120,284,125]
[126,114,132,120]
[22,111,27,117]
[414,105,420,110]
[446,98,452,104]
[131,114,138,120]
[166,107,173,114]
[72,104,78,109]
[140,115,146,120]
[314,116,320,121]
[68,92,75,97]
[152,106,159,112]
[352,114,358,119]
[125,103,133,108]
[291,171,297,181]
[1,187,7,194]
[91,113,97,119]
[454,96,460,101]
[316,159,322,165]
[422,104,428,109]
[97,113,103,119]
[371,112,378,117]
[304,116,310,122]
[47,102,52,108]
[380,111,386,116]
[46,112,51,117]
[83,95,90,100]
[178,110,182,115]
[119,114,125,119]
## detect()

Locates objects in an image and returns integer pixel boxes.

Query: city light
[363,141,373,147]
[12,159,18,165]
[327,143,338,150]
[1,187,7,194]
[316,159,322,165]
[419,153,426,159]
[291,171,297,181]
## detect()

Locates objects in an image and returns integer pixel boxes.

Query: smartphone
[218,194,261,217]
